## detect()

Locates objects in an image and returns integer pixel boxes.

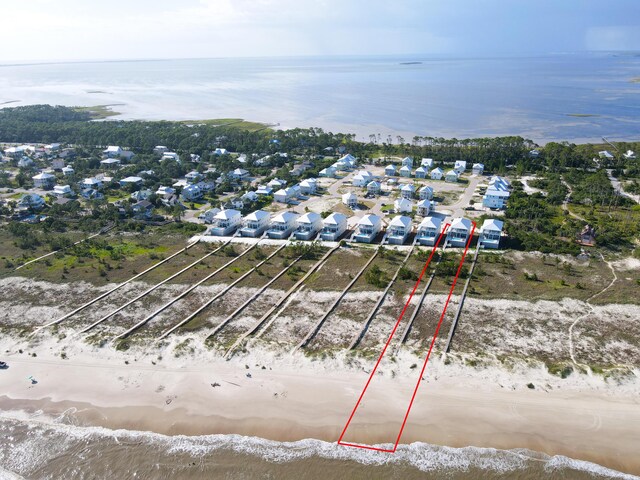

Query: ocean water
[1,53,639,143]
[0,412,638,480]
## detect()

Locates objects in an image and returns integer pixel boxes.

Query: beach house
[418,185,434,200]
[387,215,412,245]
[256,185,273,196]
[240,210,271,237]
[320,213,348,241]
[342,192,358,208]
[352,170,375,187]
[336,154,357,171]
[156,185,175,198]
[402,157,414,168]
[181,184,202,201]
[32,172,55,189]
[161,152,180,162]
[300,178,318,195]
[400,184,415,199]
[268,178,287,190]
[199,208,221,224]
[472,163,485,175]
[454,160,467,174]
[185,171,204,183]
[53,185,73,197]
[385,165,397,177]
[394,197,413,213]
[599,150,614,159]
[623,150,636,160]
[483,188,510,209]
[430,167,444,180]
[62,165,74,176]
[447,217,473,247]
[100,158,121,169]
[103,146,122,158]
[489,175,511,190]
[415,166,428,178]
[445,170,459,183]
[416,217,443,246]
[153,146,169,155]
[81,177,103,190]
[479,219,504,249]
[209,209,242,236]
[267,211,299,239]
[119,176,143,188]
[399,165,412,178]
[421,158,434,169]
[354,214,382,243]
[241,191,258,202]
[294,212,323,240]
[229,168,250,181]
[17,193,45,211]
[367,181,381,195]
[416,199,431,217]
[274,186,298,204]
[319,166,337,178]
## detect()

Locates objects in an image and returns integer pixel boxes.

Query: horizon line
[1,49,637,68]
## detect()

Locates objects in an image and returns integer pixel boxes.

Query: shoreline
[1,350,639,476]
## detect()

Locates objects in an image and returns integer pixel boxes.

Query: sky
[0,0,639,62]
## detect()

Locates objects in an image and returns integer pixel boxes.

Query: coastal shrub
[398,266,417,281]
[365,265,388,288]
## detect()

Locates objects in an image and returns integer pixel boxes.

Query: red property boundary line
[338,221,477,453]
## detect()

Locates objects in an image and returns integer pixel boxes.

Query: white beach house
[255,184,272,196]
[472,163,485,175]
[400,184,415,199]
[402,157,414,168]
[320,212,348,241]
[352,170,375,187]
[240,210,271,237]
[354,214,382,243]
[267,211,299,239]
[319,166,337,178]
[62,165,75,176]
[367,181,381,195]
[32,172,55,189]
[342,192,358,208]
[53,185,73,197]
[81,177,103,190]
[394,197,413,213]
[268,178,287,190]
[161,152,180,162]
[209,209,242,236]
[445,170,459,183]
[300,178,318,195]
[415,166,428,179]
[416,216,443,246]
[418,185,434,200]
[479,219,504,249]
[421,158,434,169]
[274,186,298,204]
[416,199,431,217]
[103,145,122,158]
[385,165,397,177]
[294,212,323,240]
[454,160,467,174]
[483,188,510,209]
[180,183,202,201]
[199,208,221,224]
[387,215,412,245]
[399,165,412,178]
[447,217,473,247]
[430,167,444,180]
